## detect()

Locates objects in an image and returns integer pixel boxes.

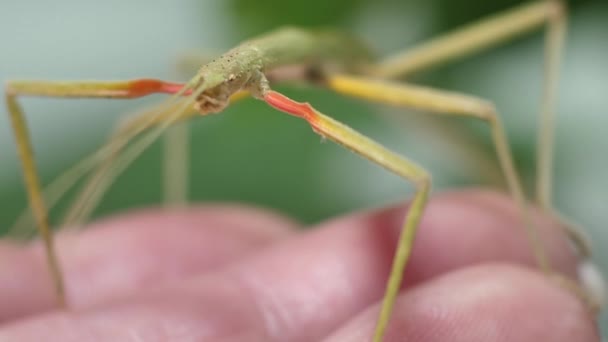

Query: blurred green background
[1,0,607,334]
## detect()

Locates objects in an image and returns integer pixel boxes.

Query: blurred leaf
[228,0,364,34]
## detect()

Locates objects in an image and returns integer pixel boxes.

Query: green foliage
[228,0,364,33]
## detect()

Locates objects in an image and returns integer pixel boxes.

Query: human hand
[0,189,598,341]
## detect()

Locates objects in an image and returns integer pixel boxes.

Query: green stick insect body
[183,28,374,112]
[5,1,603,341]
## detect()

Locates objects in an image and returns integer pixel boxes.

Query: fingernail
[577,259,607,311]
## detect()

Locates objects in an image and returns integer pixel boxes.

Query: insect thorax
[193,47,264,114]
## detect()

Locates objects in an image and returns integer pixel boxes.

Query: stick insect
[4,0,602,340]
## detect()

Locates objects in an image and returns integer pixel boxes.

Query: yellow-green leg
[536,0,566,211]
[373,0,568,213]
[364,0,599,300]
[64,90,250,228]
[5,91,66,306]
[370,1,583,251]
[7,102,195,238]
[4,79,195,304]
[329,74,550,270]
[368,0,591,254]
[160,90,251,208]
[61,100,198,228]
[326,75,545,340]
[163,122,189,206]
[326,74,600,338]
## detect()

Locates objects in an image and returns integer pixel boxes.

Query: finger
[398,188,579,284]
[0,189,580,341]
[0,204,298,321]
[211,189,578,340]
[324,264,598,342]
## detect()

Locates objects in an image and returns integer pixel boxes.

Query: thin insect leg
[363,0,591,258]
[159,88,251,208]
[5,93,65,305]
[65,111,189,227]
[327,74,600,306]
[329,74,548,260]
[4,78,195,304]
[8,153,98,239]
[163,122,189,206]
[7,102,195,238]
[263,90,430,342]
[65,90,251,227]
[537,0,566,210]
[373,0,562,78]
[371,0,564,205]
[62,100,197,227]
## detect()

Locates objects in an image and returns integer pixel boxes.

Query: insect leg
[4,78,194,305]
[372,0,572,245]
[264,89,430,342]
[328,74,600,307]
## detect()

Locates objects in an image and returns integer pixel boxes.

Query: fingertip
[367,188,580,284]
[326,264,599,342]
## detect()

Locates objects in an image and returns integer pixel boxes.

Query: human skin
[0,189,599,341]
